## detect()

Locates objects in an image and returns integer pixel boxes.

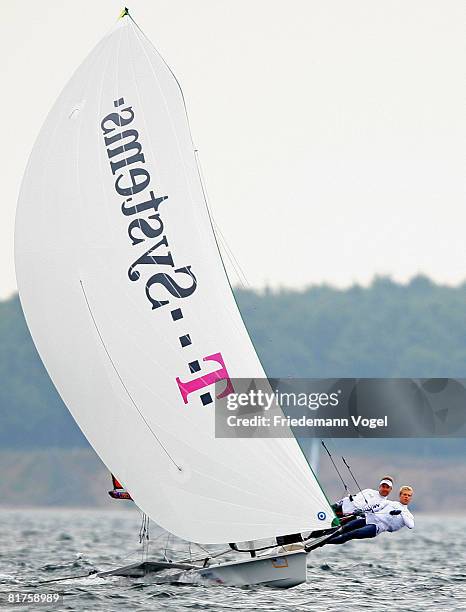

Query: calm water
[0,508,465,611]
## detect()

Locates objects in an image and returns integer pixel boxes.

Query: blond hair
[399,485,413,494]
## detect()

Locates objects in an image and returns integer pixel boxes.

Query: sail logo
[176,352,234,406]
[101,97,197,311]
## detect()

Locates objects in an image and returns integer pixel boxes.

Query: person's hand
[389,509,402,515]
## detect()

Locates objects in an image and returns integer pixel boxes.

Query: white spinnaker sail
[15,15,334,544]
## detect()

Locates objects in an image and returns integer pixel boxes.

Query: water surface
[0,509,464,611]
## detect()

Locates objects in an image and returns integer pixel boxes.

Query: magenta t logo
[176,352,234,406]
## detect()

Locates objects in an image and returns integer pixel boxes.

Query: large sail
[15,14,334,544]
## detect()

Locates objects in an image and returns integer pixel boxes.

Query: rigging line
[163,533,171,562]
[213,221,249,289]
[177,547,232,565]
[127,21,248,372]
[116,529,168,565]
[193,149,250,289]
[140,513,149,561]
[79,280,181,471]
[194,542,211,556]
[341,455,370,508]
[321,440,349,494]
[145,517,150,561]
[193,146,251,306]
[195,150,297,388]
[139,512,148,543]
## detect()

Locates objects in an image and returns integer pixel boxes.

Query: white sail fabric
[15,15,334,543]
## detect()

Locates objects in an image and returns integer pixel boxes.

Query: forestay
[15,14,334,543]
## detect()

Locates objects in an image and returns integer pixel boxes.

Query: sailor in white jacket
[325,486,414,545]
[366,488,414,533]
[333,477,394,516]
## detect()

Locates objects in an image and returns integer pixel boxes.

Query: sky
[2,0,464,298]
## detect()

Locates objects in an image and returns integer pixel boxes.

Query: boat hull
[99,550,307,589]
[198,550,307,588]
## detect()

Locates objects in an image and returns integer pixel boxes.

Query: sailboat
[14,9,339,588]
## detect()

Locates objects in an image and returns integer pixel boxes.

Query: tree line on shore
[1,275,464,450]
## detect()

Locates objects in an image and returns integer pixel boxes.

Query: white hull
[99,550,307,589]
[198,550,307,588]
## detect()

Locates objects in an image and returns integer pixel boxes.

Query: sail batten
[15,15,334,544]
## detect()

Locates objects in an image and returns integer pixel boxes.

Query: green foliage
[0,295,86,448]
[236,276,466,378]
[0,276,464,448]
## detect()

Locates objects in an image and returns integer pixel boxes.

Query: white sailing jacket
[365,501,414,534]
[340,489,390,515]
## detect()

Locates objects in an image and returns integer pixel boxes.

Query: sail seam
[79,280,181,471]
